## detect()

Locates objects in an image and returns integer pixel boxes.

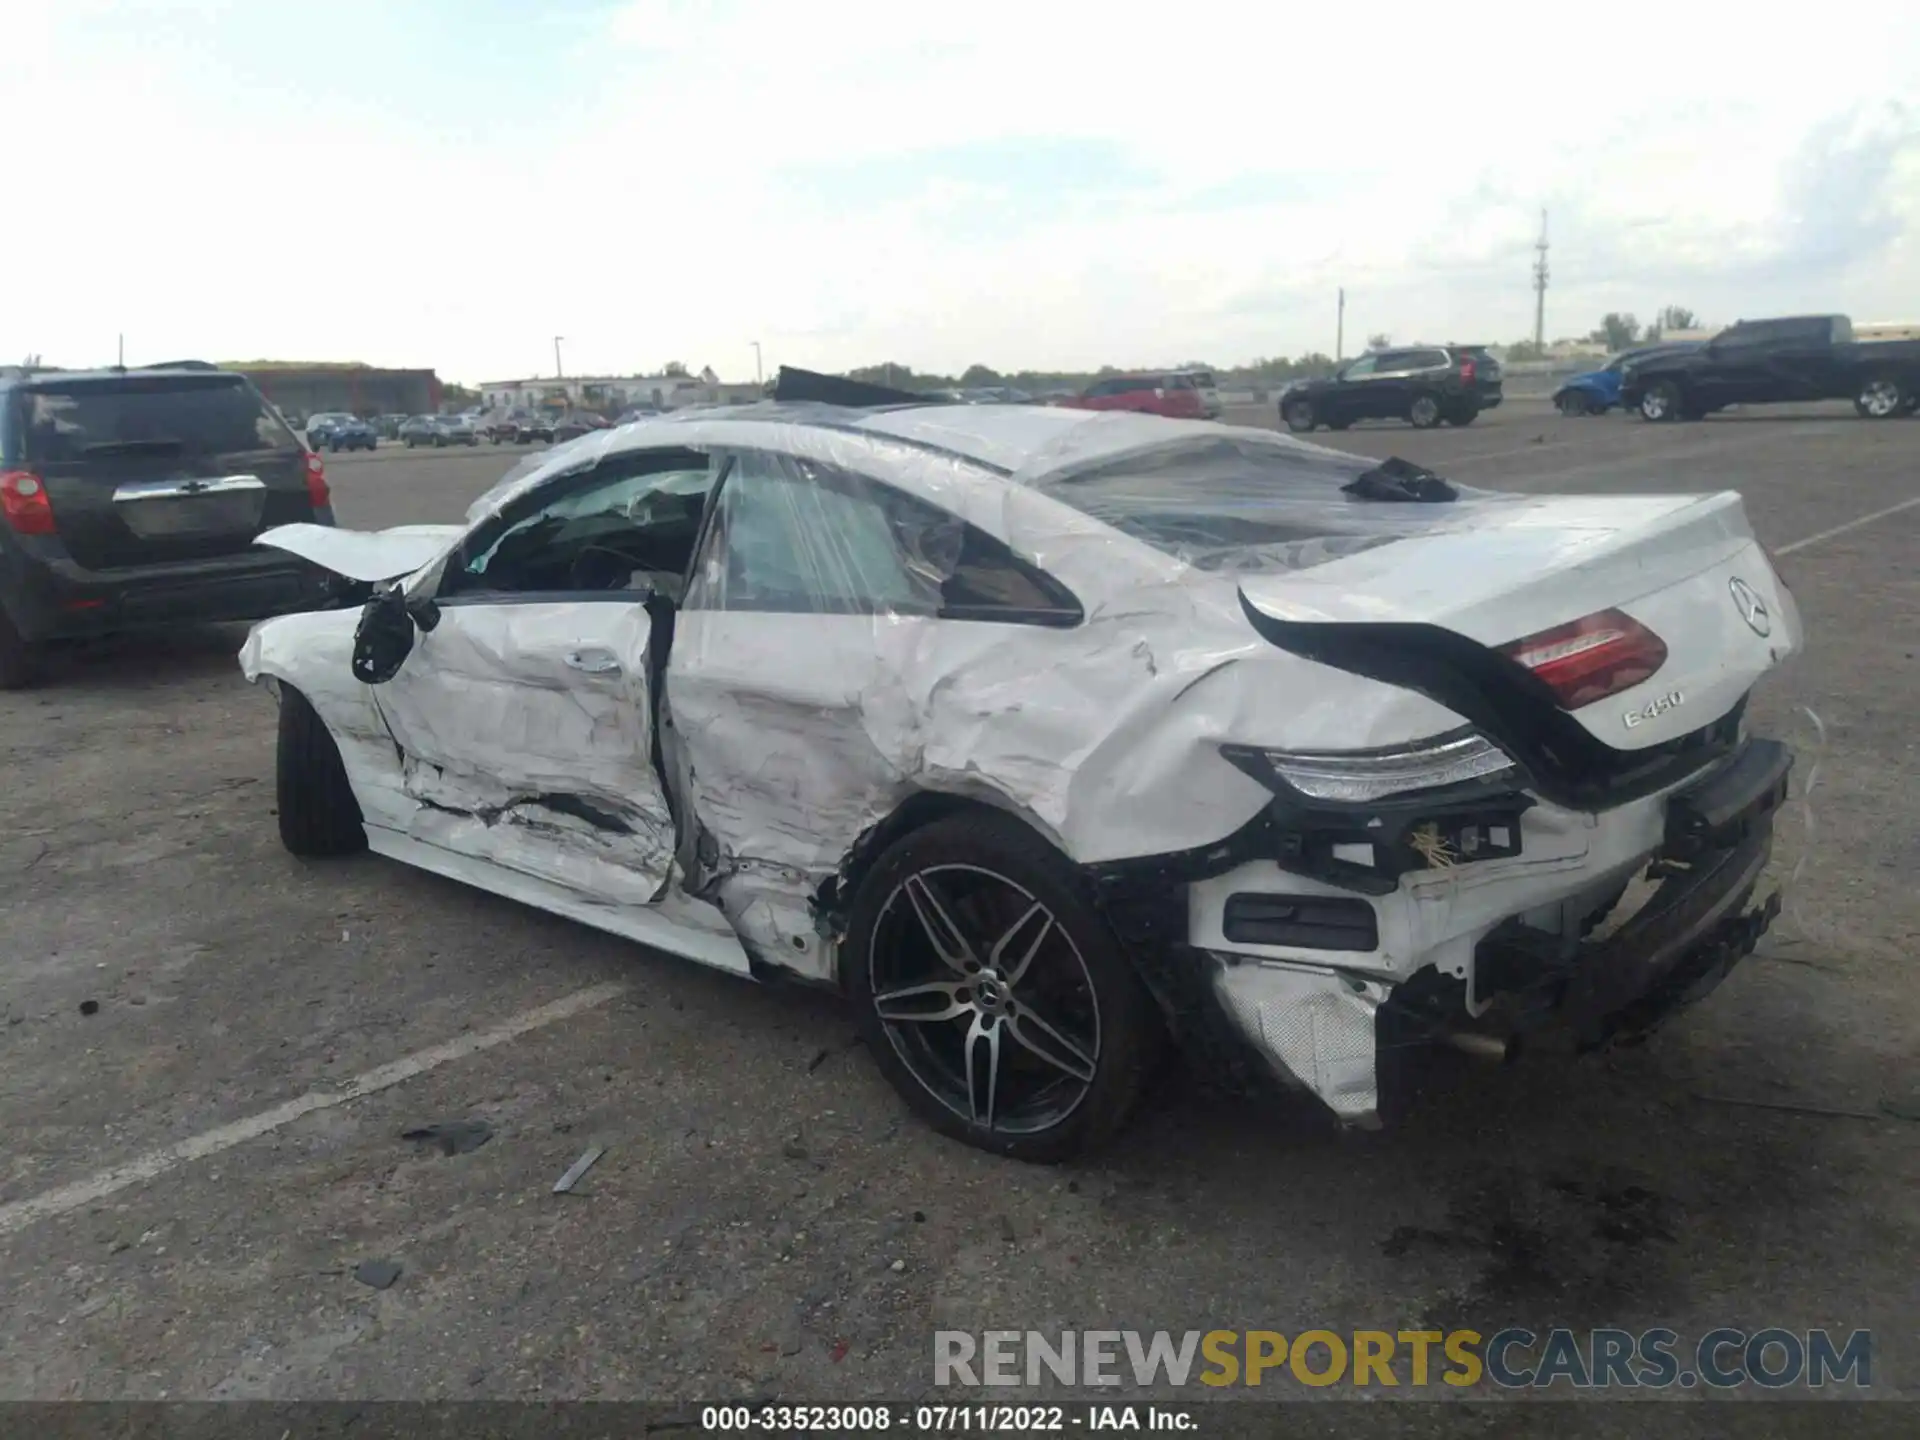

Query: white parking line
[1775,495,1920,556]
[0,981,627,1240]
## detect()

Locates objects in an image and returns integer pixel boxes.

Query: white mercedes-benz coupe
[244,394,1801,1161]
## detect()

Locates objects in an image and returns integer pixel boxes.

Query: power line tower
[1532,209,1550,352]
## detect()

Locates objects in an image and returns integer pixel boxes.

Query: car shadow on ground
[29,624,251,692]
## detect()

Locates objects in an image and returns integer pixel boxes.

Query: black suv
[0,365,339,687]
[1279,344,1499,431]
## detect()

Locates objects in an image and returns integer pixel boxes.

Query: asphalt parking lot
[1,400,1915,1412]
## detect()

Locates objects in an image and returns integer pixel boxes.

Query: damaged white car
[243,397,1800,1161]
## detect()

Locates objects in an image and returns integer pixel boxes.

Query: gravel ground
[1,400,1914,1419]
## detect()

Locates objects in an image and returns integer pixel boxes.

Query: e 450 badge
[1623,690,1685,729]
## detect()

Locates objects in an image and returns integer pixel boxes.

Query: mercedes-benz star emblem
[1729,576,1771,637]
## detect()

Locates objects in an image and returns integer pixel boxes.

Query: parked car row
[478,411,554,444]
[399,414,479,447]
[1552,316,1920,422]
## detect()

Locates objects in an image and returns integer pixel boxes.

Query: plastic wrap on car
[647,415,1489,979]
[242,410,1527,992]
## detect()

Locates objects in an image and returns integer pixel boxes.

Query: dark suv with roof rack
[1278,344,1499,431]
[0,364,339,687]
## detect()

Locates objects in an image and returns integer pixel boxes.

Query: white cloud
[6,0,1920,380]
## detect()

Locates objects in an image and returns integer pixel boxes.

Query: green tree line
[838,306,1702,393]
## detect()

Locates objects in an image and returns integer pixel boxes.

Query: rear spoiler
[769,366,953,408]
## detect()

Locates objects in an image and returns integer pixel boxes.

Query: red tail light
[0,469,56,535]
[304,451,330,509]
[1459,357,1477,383]
[1498,608,1668,709]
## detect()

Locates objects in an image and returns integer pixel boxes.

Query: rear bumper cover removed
[1165,739,1792,1126]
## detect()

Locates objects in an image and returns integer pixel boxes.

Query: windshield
[1033,433,1518,574]
[20,376,300,462]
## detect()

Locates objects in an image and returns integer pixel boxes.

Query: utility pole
[751,341,763,384]
[553,336,566,379]
[1335,288,1345,361]
[1532,210,1550,354]
[117,334,125,367]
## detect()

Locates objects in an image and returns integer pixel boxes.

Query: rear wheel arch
[831,799,1162,1160]
[818,791,1069,929]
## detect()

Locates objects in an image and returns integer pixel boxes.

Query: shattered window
[685,452,1080,626]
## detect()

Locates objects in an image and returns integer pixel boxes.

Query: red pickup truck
[1059,372,1208,419]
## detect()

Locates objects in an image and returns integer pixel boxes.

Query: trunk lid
[18,374,316,570]
[1237,491,1800,749]
[254,521,465,583]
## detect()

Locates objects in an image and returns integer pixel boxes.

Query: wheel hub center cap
[973,974,1008,1013]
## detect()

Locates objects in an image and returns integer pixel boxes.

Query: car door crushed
[248,450,719,906]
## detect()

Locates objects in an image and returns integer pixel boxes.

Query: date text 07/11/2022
[699,1403,1195,1431]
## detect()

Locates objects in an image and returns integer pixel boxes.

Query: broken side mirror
[351,584,416,685]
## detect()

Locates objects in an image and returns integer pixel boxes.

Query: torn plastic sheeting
[253,522,465,582]
[247,407,1515,990]
[1016,431,1516,577]
[661,444,1474,985]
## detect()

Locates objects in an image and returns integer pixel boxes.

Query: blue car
[1553,343,1702,416]
[305,413,379,451]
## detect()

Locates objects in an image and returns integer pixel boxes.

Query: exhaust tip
[1442,1030,1520,1065]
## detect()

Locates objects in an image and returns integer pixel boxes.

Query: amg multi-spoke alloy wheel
[842,812,1159,1161]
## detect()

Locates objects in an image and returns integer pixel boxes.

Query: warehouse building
[227,362,441,418]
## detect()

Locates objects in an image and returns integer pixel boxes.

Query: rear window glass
[20,377,298,462]
[1033,433,1518,575]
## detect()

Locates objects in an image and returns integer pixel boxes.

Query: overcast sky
[8,0,1919,384]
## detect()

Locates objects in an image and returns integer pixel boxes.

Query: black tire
[275,686,366,857]
[0,607,41,690]
[1556,390,1593,417]
[1853,372,1909,419]
[1408,393,1442,429]
[1638,381,1684,422]
[840,810,1161,1163]
[1282,399,1316,432]
[1448,403,1479,426]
